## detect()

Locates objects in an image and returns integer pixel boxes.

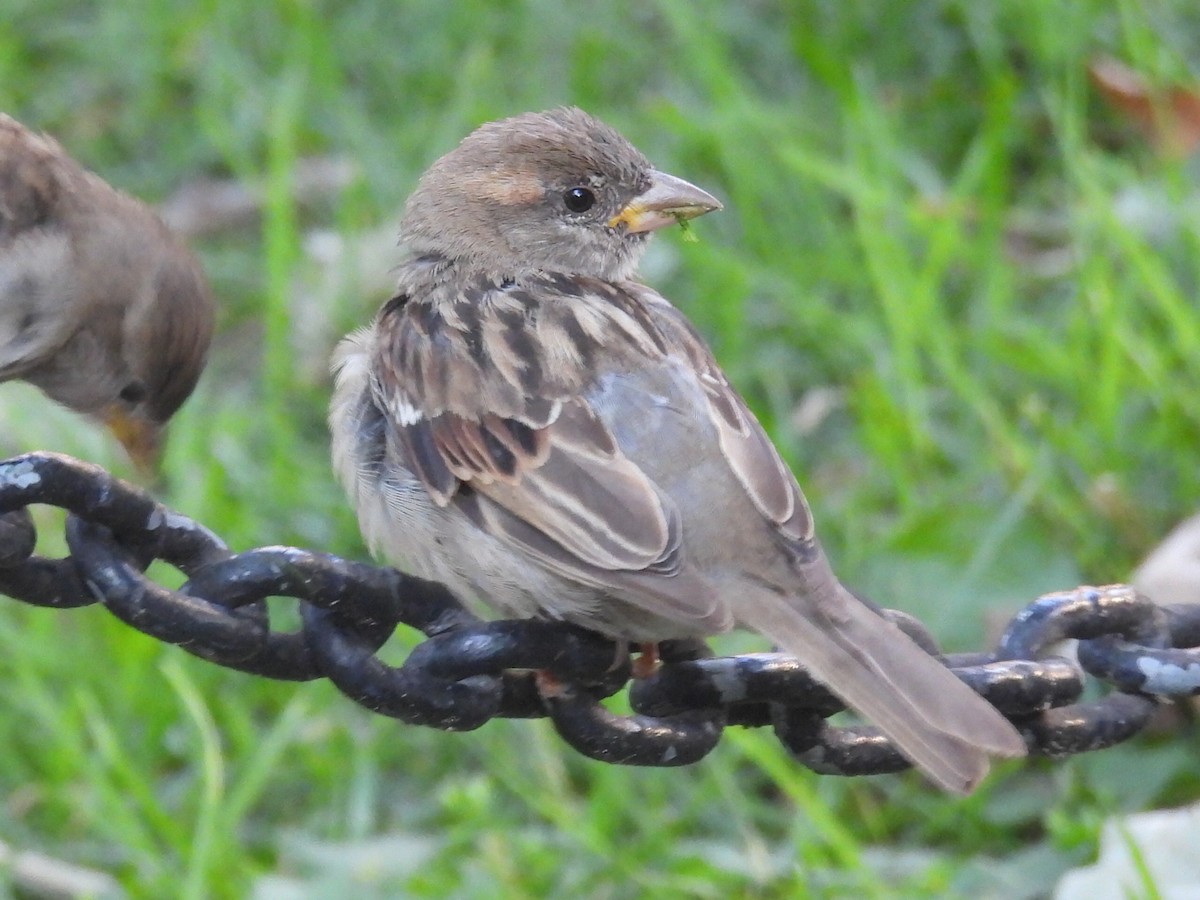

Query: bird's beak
[607,170,723,234]
[103,407,164,475]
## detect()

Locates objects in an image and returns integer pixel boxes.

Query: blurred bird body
[331,108,1025,792]
[0,114,213,468]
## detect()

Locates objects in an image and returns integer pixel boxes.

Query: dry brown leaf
[1090,56,1200,158]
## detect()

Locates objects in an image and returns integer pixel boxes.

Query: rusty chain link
[0,451,1195,777]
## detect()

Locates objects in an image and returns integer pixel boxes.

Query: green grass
[3,0,1200,896]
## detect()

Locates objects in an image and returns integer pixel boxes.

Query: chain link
[1,451,1194,776]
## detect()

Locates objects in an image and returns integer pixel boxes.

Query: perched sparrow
[0,114,214,469]
[331,108,1025,792]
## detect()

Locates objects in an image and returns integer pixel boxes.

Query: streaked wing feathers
[372,277,680,574]
[372,275,808,585]
[474,401,679,571]
[623,283,814,543]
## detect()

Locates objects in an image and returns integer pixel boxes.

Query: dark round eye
[118,381,147,404]
[563,187,596,213]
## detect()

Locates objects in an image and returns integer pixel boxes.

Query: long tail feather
[741,573,1026,793]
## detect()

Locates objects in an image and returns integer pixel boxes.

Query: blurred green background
[3,0,1200,896]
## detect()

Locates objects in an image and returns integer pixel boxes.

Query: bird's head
[399,107,722,281]
[100,247,214,473]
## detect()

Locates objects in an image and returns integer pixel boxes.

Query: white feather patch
[392,397,423,426]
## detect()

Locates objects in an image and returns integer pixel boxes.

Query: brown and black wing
[370,276,730,627]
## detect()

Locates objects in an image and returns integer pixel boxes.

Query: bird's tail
[740,558,1026,793]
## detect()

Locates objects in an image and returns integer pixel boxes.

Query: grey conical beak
[607,170,722,234]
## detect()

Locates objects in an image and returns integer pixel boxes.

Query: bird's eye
[563,187,596,213]
[119,381,147,405]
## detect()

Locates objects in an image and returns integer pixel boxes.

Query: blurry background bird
[0,113,214,472]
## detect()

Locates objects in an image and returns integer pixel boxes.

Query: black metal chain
[1,451,1195,777]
